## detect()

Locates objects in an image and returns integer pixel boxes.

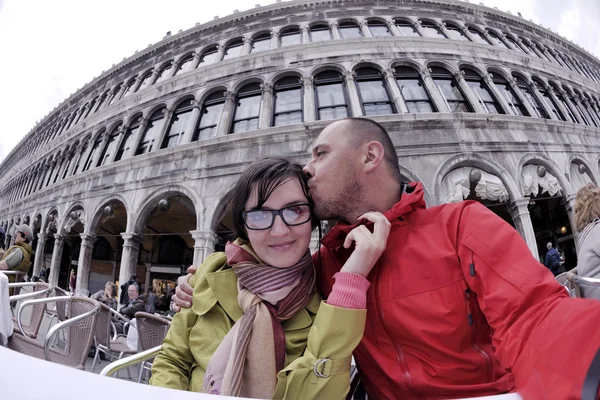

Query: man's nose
[303,162,314,179]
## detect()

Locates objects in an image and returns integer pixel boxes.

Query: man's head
[303,118,402,222]
[14,224,33,245]
[546,242,553,250]
[128,283,140,300]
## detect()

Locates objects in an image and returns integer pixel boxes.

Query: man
[175,117,600,399]
[0,224,34,291]
[544,242,561,276]
[114,283,145,334]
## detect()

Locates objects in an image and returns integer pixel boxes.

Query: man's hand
[341,212,391,278]
[172,265,196,312]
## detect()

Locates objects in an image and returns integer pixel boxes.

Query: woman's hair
[105,281,117,298]
[574,183,600,232]
[228,157,316,241]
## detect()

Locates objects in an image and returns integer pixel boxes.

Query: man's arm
[0,249,23,271]
[121,298,145,318]
[456,202,600,399]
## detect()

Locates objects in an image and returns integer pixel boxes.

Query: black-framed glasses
[242,203,312,230]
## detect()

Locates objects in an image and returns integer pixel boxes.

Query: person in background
[69,269,77,293]
[145,289,157,314]
[544,242,561,276]
[90,281,118,310]
[0,224,34,293]
[574,183,600,299]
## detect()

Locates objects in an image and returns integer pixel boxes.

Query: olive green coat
[150,252,366,399]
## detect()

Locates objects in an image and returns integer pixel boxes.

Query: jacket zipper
[375,261,421,398]
[465,253,492,383]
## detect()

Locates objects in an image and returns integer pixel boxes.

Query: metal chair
[573,275,600,300]
[9,281,53,339]
[100,345,162,378]
[134,311,170,382]
[2,270,27,296]
[90,303,137,375]
[555,271,582,298]
[7,296,100,369]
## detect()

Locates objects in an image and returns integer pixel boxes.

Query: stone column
[331,22,342,40]
[302,77,316,122]
[180,100,202,145]
[190,230,216,267]
[118,233,142,299]
[483,74,512,115]
[560,90,583,124]
[270,31,279,49]
[343,71,363,117]
[359,21,372,38]
[259,83,274,129]
[75,233,96,296]
[154,107,174,150]
[508,199,539,260]
[420,68,450,112]
[124,116,150,159]
[582,99,600,127]
[508,77,537,117]
[453,71,485,113]
[527,82,554,120]
[241,36,252,55]
[214,44,226,63]
[546,86,571,122]
[76,137,97,174]
[108,124,128,164]
[144,263,152,296]
[301,24,310,44]
[48,233,65,288]
[32,232,46,278]
[388,20,402,37]
[90,132,109,169]
[217,91,236,136]
[384,70,408,113]
[438,23,454,41]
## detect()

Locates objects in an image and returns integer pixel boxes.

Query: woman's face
[244,178,313,268]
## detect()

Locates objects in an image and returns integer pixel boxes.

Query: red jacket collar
[320,182,426,249]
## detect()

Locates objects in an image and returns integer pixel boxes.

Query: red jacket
[315,182,600,400]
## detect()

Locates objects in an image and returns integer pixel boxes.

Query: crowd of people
[2,117,600,399]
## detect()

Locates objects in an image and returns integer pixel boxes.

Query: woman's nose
[270,215,290,236]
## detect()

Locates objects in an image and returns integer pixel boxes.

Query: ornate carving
[260,82,273,93]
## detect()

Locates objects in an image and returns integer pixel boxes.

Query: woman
[150,158,390,399]
[90,281,118,310]
[574,183,600,299]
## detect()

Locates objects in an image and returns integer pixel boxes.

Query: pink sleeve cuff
[326,272,370,309]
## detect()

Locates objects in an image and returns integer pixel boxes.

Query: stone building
[1,0,599,296]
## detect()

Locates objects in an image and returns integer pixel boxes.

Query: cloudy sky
[0,0,598,162]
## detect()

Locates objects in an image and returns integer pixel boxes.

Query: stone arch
[310,63,347,77]
[131,184,201,234]
[87,194,130,235]
[268,69,304,86]
[351,61,388,74]
[433,153,520,205]
[231,76,265,94]
[566,153,598,190]
[518,153,572,196]
[389,59,424,72]
[59,201,86,235]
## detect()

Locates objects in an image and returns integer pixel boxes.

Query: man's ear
[363,141,385,173]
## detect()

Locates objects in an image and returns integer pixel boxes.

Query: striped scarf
[203,239,315,398]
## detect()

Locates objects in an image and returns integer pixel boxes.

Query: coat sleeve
[273,302,366,400]
[455,201,600,399]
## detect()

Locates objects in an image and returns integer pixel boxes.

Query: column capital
[384,69,395,80]
[343,70,356,80]
[53,233,64,242]
[79,233,97,243]
[508,198,532,217]
[37,232,46,241]
[420,67,432,78]
[330,21,339,28]
[243,36,252,44]
[191,99,202,109]
[190,230,216,241]
[260,82,273,94]
[121,232,142,245]
[300,76,313,86]
[453,70,465,80]
[224,90,236,101]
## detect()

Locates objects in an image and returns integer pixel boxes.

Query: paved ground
[10,286,148,383]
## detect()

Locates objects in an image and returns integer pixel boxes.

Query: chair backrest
[93,302,113,349]
[64,297,100,369]
[556,272,582,298]
[134,312,170,351]
[20,282,51,336]
[573,275,600,300]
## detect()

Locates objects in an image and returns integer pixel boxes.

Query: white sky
[0,0,598,163]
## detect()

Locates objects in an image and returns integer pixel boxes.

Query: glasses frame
[242,203,312,231]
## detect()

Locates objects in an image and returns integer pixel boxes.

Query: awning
[442,167,509,204]
[521,164,561,197]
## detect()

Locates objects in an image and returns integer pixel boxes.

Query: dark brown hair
[229,157,315,241]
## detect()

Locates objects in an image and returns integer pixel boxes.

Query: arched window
[314,71,349,120]
[280,26,302,46]
[84,97,98,119]
[486,30,510,49]
[419,20,446,38]
[97,124,121,167]
[355,67,395,116]
[577,91,599,127]
[339,21,362,39]
[173,54,195,76]
[310,23,331,42]
[273,76,303,126]
[430,67,470,112]
[161,100,194,149]
[532,42,551,62]
[199,46,219,66]
[120,78,137,99]
[394,66,435,113]
[395,19,420,36]
[75,105,86,125]
[548,83,576,122]
[231,83,262,133]
[562,86,589,125]
[587,95,600,125]
[513,74,548,118]
[135,108,166,155]
[532,78,565,121]
[155,62,173,83]
[96,90,110,110]
[136,70,154,92]
[83,132,104,172]
[367,20,391,37]
[193,91,225,141]
[444,22,469,41]
[251,33,271,53]
[223,39,244,60]
[467,27,490,45]
[489,72,528,116]
[504,34,526,53]
[556,53,575,71]
[548,49,566,68]
[461,68,502,114]
[114,117,141,162]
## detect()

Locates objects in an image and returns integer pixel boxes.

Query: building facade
[1,0,599,296]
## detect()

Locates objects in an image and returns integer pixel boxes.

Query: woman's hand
[341,212,391,278]
[171,266,196,312]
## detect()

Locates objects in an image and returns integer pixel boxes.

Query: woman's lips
[269,240,296,251]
